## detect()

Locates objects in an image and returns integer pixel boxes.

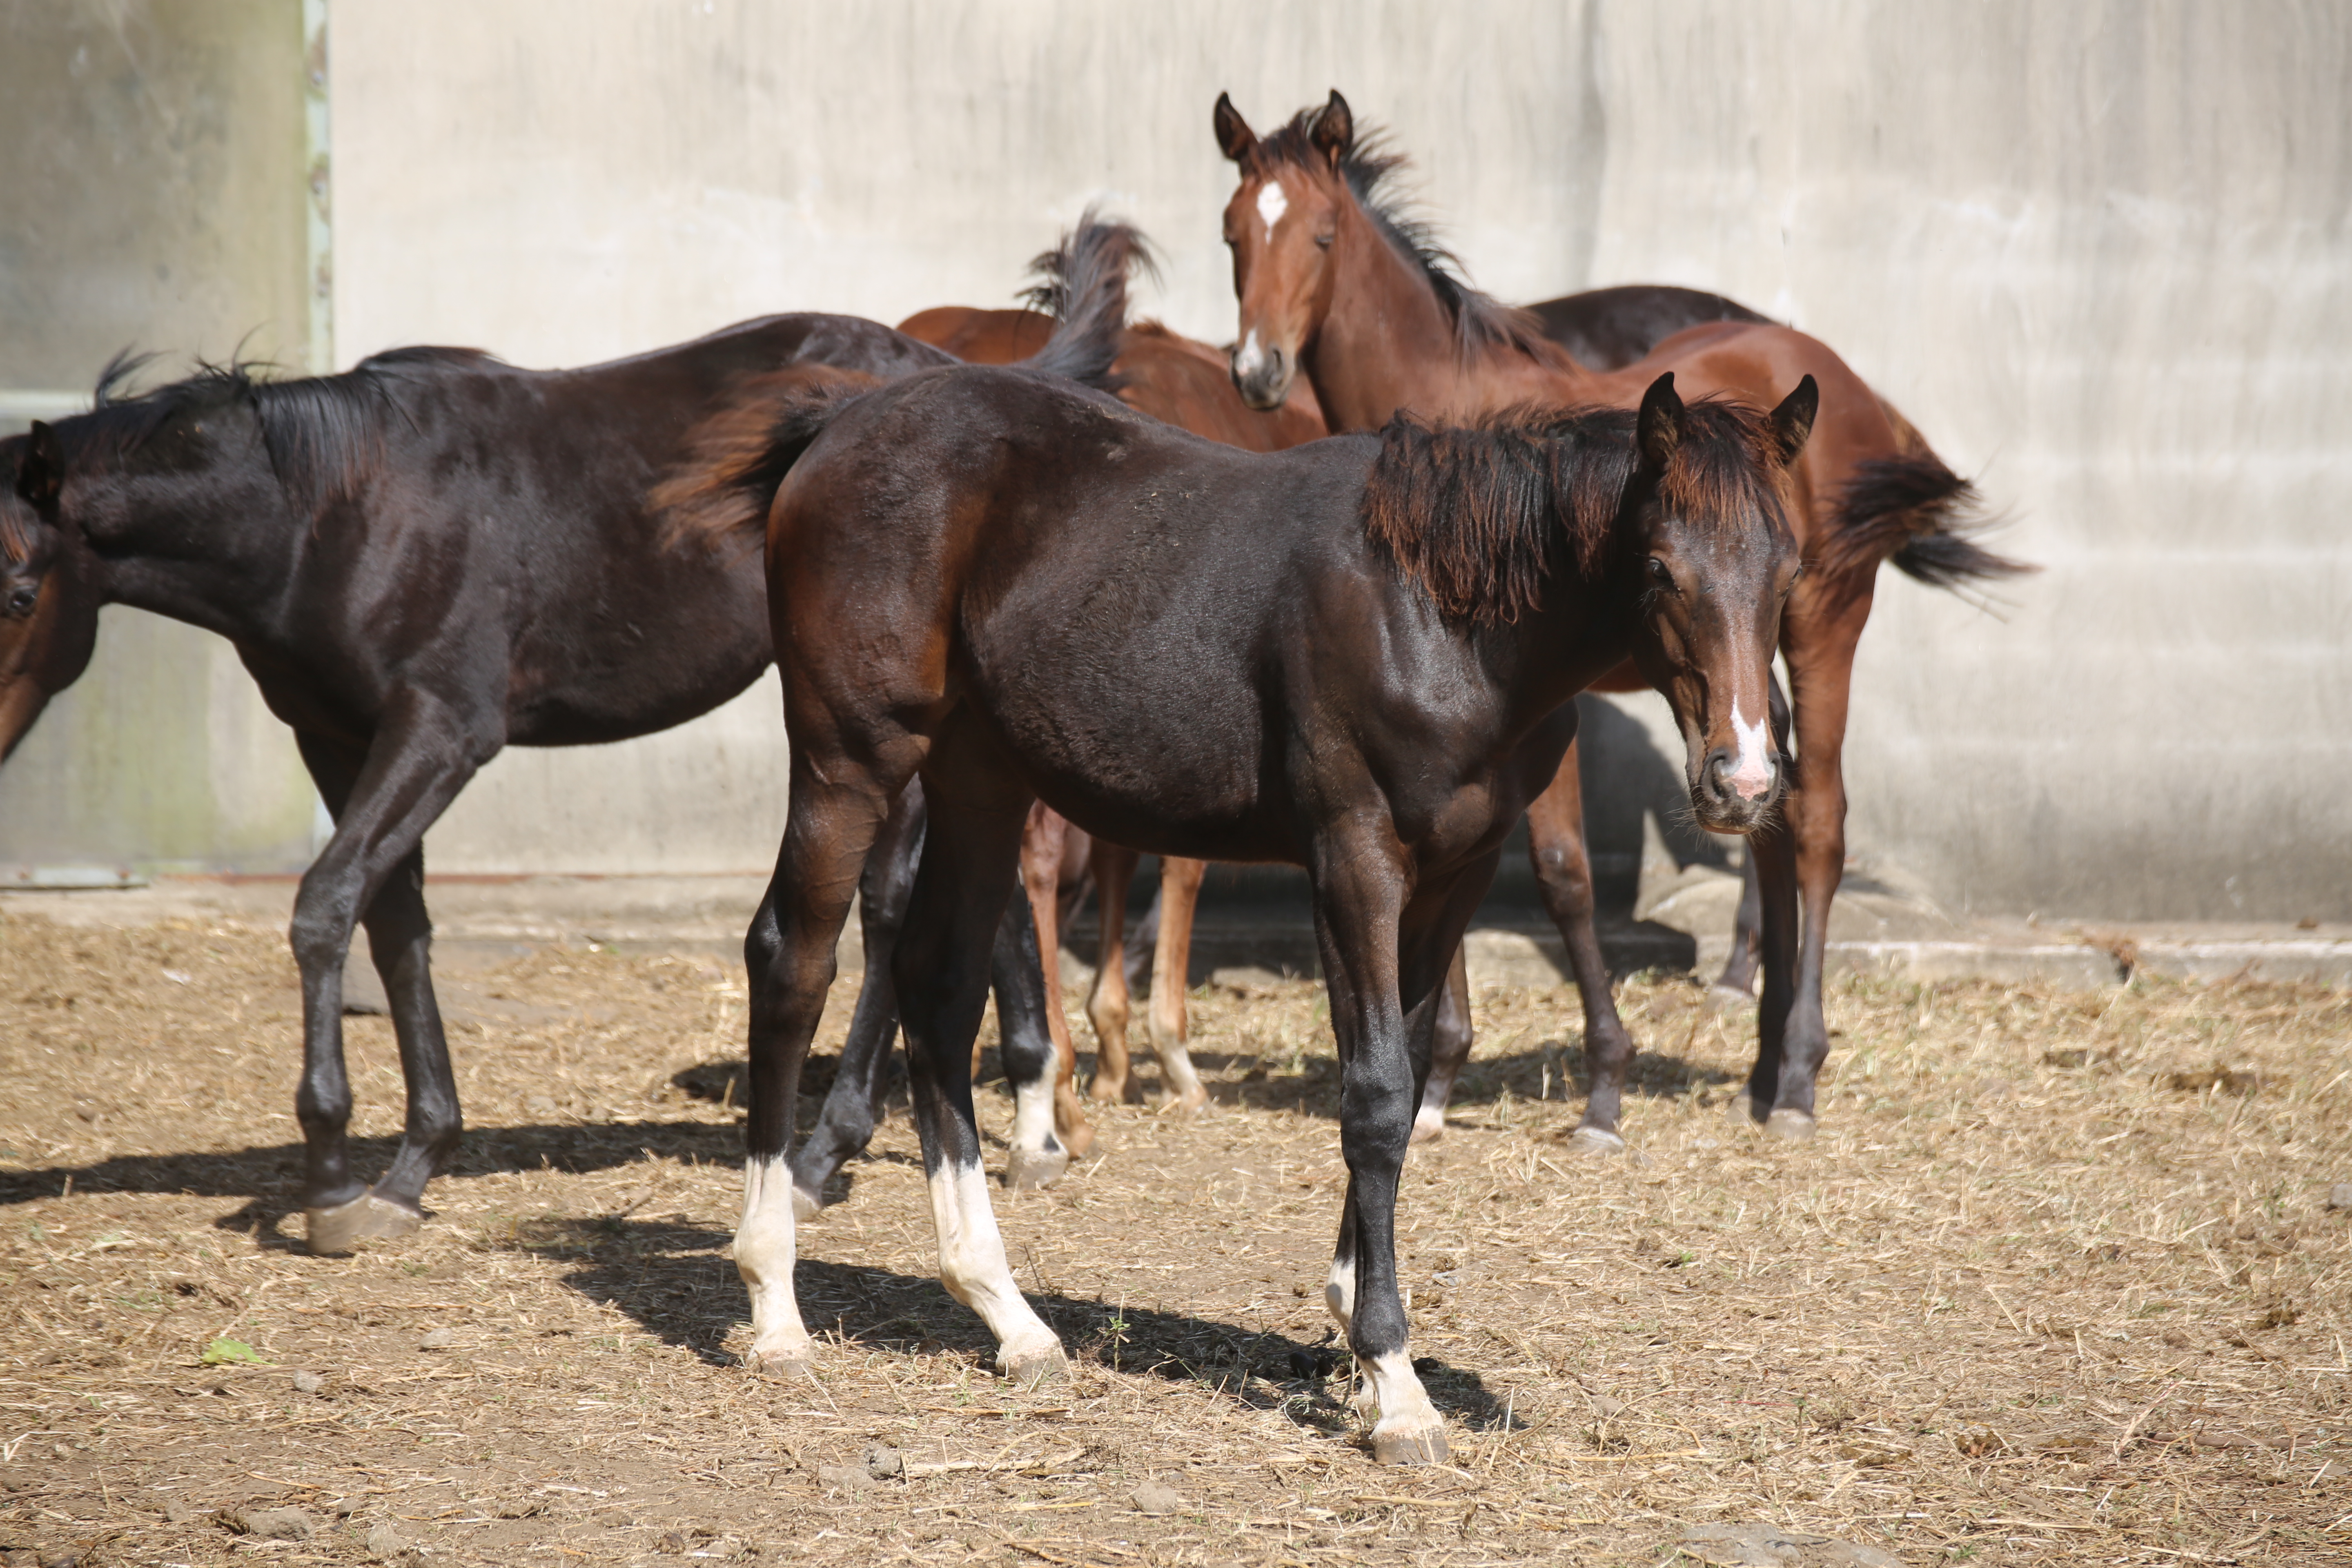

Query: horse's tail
[1820,421,2032,591]
[1015,207,1158,391]
[653,361,883,553]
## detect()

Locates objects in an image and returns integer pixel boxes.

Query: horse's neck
[1307,205,1597,431]
[82,456,303,645]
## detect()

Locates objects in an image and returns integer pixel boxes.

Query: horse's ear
[1214,92,1257,163]
[15,422,62,508]
[1636,372,1683,476]
[1310,90,1354,163]
[1767,374,1818,466]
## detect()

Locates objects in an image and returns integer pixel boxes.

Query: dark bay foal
[697,361,1813,1462]
[0,297,1120,1253]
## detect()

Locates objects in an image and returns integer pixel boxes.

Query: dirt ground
[0,907,2347,1568]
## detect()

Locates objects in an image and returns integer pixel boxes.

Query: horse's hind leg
[1145,855,1209,1111]
[1083,842,1137,1102]
[786,778,928,1220]
[354,846,461,1219]
[993,892,1075,1189]
[737,750,901,1372]
[288,718,486,1255]
[897,772,1067,1385]
[1524,744,1637,1152]
[1409,945,1471,1143]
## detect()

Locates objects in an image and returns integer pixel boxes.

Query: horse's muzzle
[1230,339,1293,411]
[1692,746,1782,833]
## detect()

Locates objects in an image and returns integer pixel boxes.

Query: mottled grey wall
[6,1,2345,916]
[0,0,321,881]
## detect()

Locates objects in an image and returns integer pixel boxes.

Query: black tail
[653,362,882,553]
[1822,451,2032,591]
[1016,208,1156,391]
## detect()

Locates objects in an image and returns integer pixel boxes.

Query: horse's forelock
[1655,396,1795,548]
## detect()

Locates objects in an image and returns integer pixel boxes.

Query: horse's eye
[4,585,37,617]
[1314,233,1334,250]
[1645,557,1677,592]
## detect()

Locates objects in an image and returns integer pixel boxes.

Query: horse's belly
[972,667,1282,861]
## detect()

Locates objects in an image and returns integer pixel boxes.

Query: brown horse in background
[1214,92,2027,1143]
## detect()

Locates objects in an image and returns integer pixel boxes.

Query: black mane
[1362,396,1789,625]
[63,346,501,517]
[1249,111,1557,363]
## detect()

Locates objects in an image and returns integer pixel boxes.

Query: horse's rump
[652,363,889,555]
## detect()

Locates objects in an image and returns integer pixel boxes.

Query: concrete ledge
[5,877,2347,992]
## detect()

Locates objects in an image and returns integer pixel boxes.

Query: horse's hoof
[1056,1116,1097,1159]
[1005,1145,1071,1191]
[791,1185,826,1224]
[305,1194,422,1256]
[744,1351,815,1382]
[1156,1089,1209,1116]
[1370,1424,1451,1466]
[1408,1110,1447,1145]
[1085,1078,1128,1106]
[1706,984,1757,1013]
[1762,1108,1817,1141]
[1565,1126,1626,1157]
[999,1343,1071,1389]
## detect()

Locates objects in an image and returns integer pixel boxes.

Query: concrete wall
[0,0,322,882]
[331,0,2348,917]
[9,1,2346,916]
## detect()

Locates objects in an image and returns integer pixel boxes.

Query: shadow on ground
[498,1213,1524,1436]
[0,1117,746,1240]
[673,1029,1749,1128]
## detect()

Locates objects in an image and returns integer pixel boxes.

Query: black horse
[0,258,1136,1252]
[687,358,1813,1464]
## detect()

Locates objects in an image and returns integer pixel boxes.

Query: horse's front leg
[1523,745,1638,1151]
[737,751,902,1372]
[898,779,1068,1385]
[1757,648,1852,1138]
[1310,832,1449,1465]
[1144,855,1209,1110]
[288,712,490,1256]
[1083,841,1139,1102]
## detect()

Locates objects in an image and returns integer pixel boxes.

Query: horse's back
[771,366,1372,849]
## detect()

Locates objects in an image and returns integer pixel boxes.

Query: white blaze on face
[1728,702,1776,800]
[1234,327,1267,378]
[1256,178,1289,242]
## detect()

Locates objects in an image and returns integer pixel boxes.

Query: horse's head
[0,423,103,763]
[1624,372,1815,835]
[1214,90,1360,410]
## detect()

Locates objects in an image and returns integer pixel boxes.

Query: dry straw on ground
[0,907,2346,1566]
